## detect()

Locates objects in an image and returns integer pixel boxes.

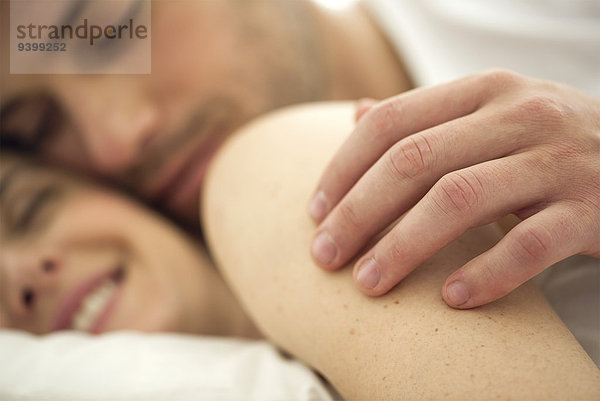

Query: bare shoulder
[203,101,355,188]
[202,102,600,401]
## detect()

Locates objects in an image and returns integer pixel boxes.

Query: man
[1,0,599,345]
[0,0,412,226]
[309,0,600,310]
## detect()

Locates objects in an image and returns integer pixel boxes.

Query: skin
[2,0,596,318]
[202,102,600,401]
[0,153,259,338]
[1,101,596,397]
[310,70,600,309]
[0,0,411,226]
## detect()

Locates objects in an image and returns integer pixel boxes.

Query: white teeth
[71,280,117,332]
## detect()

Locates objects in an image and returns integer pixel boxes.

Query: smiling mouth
[53,265,125,333]
[70,267,125,332]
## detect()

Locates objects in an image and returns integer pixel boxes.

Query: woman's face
[0,154,232,335]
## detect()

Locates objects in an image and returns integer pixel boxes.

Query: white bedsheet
[0,331,336,401]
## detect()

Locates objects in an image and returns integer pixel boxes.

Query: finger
[309,70,518,222]
[442,203,585,309]
[355,98,378,122]
[349,153,552,295]
[312,109,529,269]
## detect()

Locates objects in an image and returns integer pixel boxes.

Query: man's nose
[57,79,160,174]
[0,250,61,319]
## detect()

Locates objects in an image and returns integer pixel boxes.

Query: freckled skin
[203,103,600,400]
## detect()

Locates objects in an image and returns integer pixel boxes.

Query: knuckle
[520,95,569,126]
[432,171,483,216]
[377,239,411,282]
[504,95,572,131]
[477,68,522,91]
[520,136,593,181]
[388,238,407,263]
[387,134,434,180]
[512,226,552,264]
[477,263,512,298]
[539,141,590,176]
[560,202,600,256]
[336,200,363,231]
[367,100,403,143]
[480,263,501,285]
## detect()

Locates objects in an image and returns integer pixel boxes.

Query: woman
[1,103,599,400]
[0,151,259,338]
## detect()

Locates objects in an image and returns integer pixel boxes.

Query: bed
[0,330,338,401]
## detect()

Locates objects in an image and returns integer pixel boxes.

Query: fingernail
[309,190,329,221]
[312,231,337,266]
[446,281,470,306]
[357,258,380,289]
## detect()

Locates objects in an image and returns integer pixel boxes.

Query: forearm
[202,102,600,400]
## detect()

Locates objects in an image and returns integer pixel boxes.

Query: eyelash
[17,186,60,231]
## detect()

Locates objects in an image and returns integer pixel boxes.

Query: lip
[52,265,124,333]
[149,128,223,212]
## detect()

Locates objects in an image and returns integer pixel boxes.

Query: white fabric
[366,0,600,96]
[366,0,600,367]
[0,331,336,401]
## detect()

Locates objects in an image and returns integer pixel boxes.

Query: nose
[56,78,160,174]
[0,249,61,320]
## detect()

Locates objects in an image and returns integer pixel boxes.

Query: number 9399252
[17,42,66,51]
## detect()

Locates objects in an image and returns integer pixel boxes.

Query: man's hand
[309,69,600,308]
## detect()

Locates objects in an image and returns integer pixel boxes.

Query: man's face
[1,0,325,222]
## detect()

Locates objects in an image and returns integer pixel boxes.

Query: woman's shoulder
[214,101,355,161]
[201,101,355,228]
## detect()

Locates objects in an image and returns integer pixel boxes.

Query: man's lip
[149,129,222,211]
[167,143,220,211]
[52,265,124,332]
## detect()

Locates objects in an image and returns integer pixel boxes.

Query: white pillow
[0,330,337,401]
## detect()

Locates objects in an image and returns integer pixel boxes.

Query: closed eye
[17,186,61,231]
